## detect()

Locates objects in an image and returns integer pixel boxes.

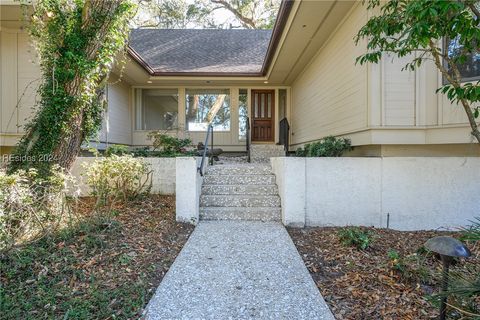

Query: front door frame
[251,89,275,143]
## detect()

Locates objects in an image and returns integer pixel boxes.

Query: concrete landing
[143,221,334,320]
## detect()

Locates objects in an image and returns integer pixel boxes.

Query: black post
[210,125,214,166]
[439,256,451,320]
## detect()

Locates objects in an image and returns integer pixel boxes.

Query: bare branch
[210,0,256,29]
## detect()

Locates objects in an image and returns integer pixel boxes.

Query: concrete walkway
[143,221,334,320]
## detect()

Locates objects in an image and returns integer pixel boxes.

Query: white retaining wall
[271,157,480,231]
[175,157,205,224]
[71,157,176,196]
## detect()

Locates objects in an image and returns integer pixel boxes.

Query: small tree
[355,0,480,144]
[9,0,136,176]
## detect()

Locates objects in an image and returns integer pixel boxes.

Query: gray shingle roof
[128,29,272,74]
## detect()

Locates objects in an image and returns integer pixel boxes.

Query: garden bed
[288,227,479,320]
[1,195,193,320]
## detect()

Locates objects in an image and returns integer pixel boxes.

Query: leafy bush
[105,144,129,157]
[148,132,192,155]
[296,136,352,157]
[337,227,373,250]
[0,166,77,250]
[131,147,196,158]
[83,155,152,207]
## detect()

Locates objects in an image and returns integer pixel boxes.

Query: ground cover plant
[1,195,193,319]
[289,226,479,319]
[295,136,352,157]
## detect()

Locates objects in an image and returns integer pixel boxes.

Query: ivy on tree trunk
[9,0,135,176]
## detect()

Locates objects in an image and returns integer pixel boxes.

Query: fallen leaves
[1,195,194,320]
[288,227,479,320]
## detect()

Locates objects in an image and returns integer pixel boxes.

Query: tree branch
[429,40,480,143]
[210,0,256,29]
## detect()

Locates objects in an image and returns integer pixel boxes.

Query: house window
[444,37,480,82]
[135,89,178,130]
[239,89,248,140]
[185,89,230,131]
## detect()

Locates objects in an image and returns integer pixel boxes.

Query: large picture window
[185,89,230,131]
[135,89,178,130]
[445,37,480,82]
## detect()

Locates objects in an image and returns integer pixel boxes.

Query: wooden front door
[251,90,275,142]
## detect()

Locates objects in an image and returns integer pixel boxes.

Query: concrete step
[201,184,278,195]
[203,174,276,185]
[206,164,272,175]
[251,145,285,163]
[200,194,281,207]
[199,207,281,221]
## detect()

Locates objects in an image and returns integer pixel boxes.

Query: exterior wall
[290,2,369,146]
[100,76,132,146]
[175,157,204,224]
[0,27,133,150]
[70,156,176,196]
[347,144,480,157]
[289,3,479,156]
[0,28,40,146]
[271,157,480,231]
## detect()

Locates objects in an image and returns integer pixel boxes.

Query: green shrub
[148,132,192,154]
[0,166,77,250]
[131,147,196,158]
[83,155,152,207]
[337,227,373,250]
[105,144,129,157]
[296,136,352,157]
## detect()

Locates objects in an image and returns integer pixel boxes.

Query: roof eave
[127,0,294,78]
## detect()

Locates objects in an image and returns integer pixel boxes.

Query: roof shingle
[128,29,272,74]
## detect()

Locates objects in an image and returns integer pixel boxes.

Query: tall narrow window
[135,89,178,130]
[185,89,230,131]
[239,89,248,140]
[279,89,287,120]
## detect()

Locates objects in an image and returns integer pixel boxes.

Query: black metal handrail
[279,117,290,155]
[246,116,251,163]
[198,124,213,176]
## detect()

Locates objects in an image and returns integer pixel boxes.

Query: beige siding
[383,54,416,126]
[0,30,40,137]
[103,78,132,145]
[290,3,368,146]
[17,33,40,130]
[1,30,19,134]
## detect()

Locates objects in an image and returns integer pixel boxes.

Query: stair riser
[203,175,276,185]
[200,207,281,221]
[201,185,278,195]
[206,166,272,175]
[200,195,281,207]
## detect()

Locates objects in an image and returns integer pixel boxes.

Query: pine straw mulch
[1,195,194,320]
[288,227,480,320]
